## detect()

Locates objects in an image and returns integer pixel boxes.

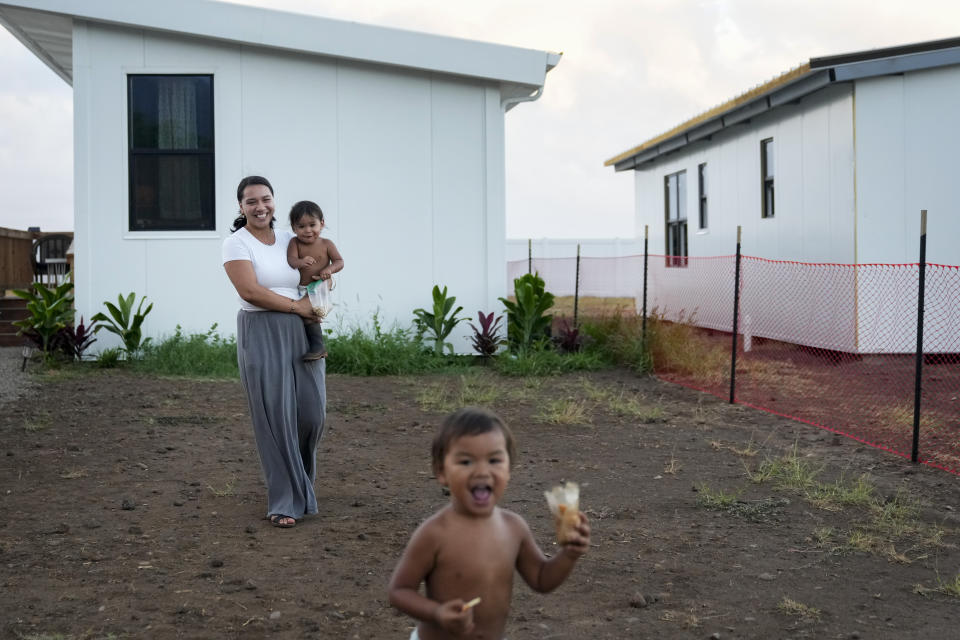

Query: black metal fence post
[527,239,532,275]
[911,210,928,463]
[642,225,649,347]
[729,226,742,404]
[574,243,581,327]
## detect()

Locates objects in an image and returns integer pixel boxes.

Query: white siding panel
[776,108,804,260]
[429,79,486,347]
[634,85,854,264]
[238,47,339,209]
[903,66,960,267]
[336,63,432,328]
[854,67,960,351]
[855,76,907,263]
[77,22,149,348]
[799,102,830,261]
[483,87,506,312]
[828,96,855,262]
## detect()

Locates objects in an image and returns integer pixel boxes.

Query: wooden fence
[0,227,35,293]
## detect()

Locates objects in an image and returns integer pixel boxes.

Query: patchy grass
[740,446,949,564]
[695,484,741,510]
[881,404,938,432]
[24,417,52,432]
[207,479,236,497]
[915,572,960,599]
[808,474,876,511]
[776,597,822,621]
[59,468,88,480]
[580,379,665,422]
[493,349,608,377]
[646,308,728,384]
[845,530,911,563]
[416,374,504,413]
[747,444,823,491]
[553,296,636,318]
[535,398,591,425]
[658,609,701,629]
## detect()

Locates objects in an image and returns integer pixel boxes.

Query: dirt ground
[1,365,959,639]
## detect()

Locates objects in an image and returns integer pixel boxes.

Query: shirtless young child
[286,200,344,361]
[388,407,591,640]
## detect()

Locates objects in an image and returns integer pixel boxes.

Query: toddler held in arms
[388,407,591,640]
[286,200,344,361]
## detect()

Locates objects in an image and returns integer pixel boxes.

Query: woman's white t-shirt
[222,226,301,311]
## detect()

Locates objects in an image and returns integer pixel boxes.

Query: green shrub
[500,273,554,356]
[12,278,75,355]
[581,312,651,373]
[326,314,471,376]
[412,285,465,355]
[493,349,608,377]
[96,347,123,369]
[91,292,154,358]
[135,324,238,378]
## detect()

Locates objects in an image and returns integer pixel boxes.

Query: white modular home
[606,37,960,353]
[0,0,560,350]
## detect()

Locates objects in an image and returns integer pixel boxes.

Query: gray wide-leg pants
[237,310,326,519]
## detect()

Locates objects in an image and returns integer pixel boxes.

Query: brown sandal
[268,514,296,528]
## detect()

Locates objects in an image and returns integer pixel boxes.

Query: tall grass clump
[135,324,238,378]
[325,314,470,376]
[493,348,608,377]
[645,309,727,382]
[580,311,651,373]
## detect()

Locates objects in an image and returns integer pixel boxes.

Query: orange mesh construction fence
[507,256,960,475]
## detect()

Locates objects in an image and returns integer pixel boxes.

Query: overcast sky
[1,0,958,238]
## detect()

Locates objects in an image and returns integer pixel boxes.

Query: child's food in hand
[306,279,332,319]
[544,481,580,544]
[461,597,481,611]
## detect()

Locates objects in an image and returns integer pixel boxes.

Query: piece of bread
[544,482,580,544]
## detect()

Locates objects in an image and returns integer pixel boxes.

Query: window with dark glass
[128,75,214,231]
[698,162,707,230]
[664,170,688,267]
[761,138,774,219]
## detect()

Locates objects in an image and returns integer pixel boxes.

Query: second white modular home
[605,37,960,353]
[606,36,960,267]
[0,0,560,349]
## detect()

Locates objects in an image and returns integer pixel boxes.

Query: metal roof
[606,36,960,171]
[0,0,561,105]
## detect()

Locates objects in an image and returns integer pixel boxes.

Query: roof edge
[0,0,557,88]
[604,63,810,168]
[607,34,960,171]
[810,35,960,68]
[0,5,71,83]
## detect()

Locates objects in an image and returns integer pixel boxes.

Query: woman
[222,175,325,528]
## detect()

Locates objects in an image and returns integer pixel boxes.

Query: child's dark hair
[289,200,324,228]
[431,407,516,474]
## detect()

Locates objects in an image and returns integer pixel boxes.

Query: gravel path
[0,347,37,405]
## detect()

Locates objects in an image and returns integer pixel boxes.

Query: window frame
[697,162,708,230]
[664,169,688,268]
[127,73,216,233]
[761,137,774,219]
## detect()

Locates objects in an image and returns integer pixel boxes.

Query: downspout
[851,83,859,353]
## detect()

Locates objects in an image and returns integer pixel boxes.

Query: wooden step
[0,333,31,347]
[0,296,31,346]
